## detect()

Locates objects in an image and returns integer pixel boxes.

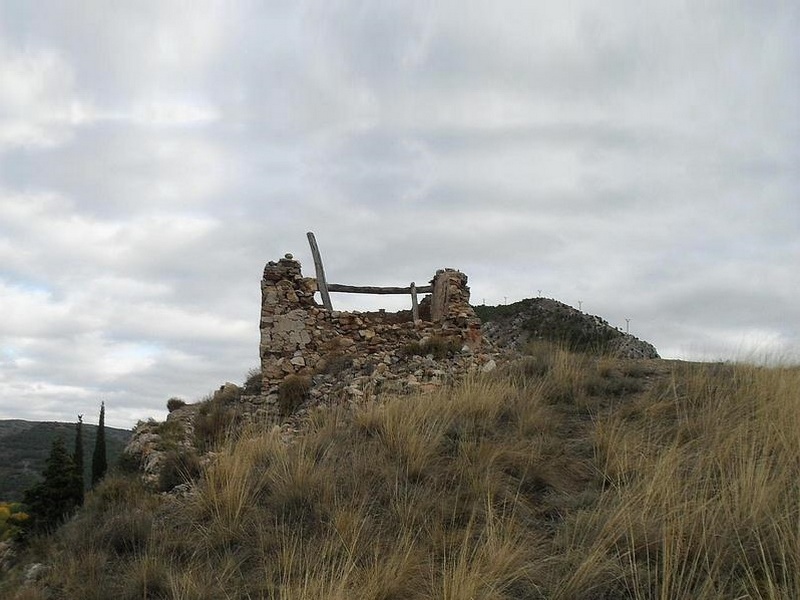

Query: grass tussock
[278,375,312,416]
[194,386,242,452]
[6,344,799,600]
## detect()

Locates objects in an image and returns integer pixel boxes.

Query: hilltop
[2,344,798,598]
[476,297,659,359]
[0,420,132,502]
[2,289,797,599]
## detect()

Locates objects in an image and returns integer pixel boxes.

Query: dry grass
[278,374,312,416]
[6,346,798,599]
[557,360,800,599]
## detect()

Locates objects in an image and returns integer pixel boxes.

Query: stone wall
[123,255,496,486]
[257,254,483,411]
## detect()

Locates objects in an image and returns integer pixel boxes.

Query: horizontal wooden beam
[328,283,433,295]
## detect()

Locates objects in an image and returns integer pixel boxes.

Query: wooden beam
[306,231,333,311]
[327,284,433,295]
[410,282,419,321]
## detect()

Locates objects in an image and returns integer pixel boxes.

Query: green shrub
[115,451,141,475]
[524,312,620,354]
[213,384,243,405]
[85,475,149,515]
[243,368,263,395]
[23,437,83,533]
[0,501,29,541]
[154,419,185,451]
[621,361,655,378]
[193,384,243,452]
[157,449,201,493]
[520,357,551,378]
[401,341,424,356]
[194,400,237,453]
[166,397,187,412]
[278,375,311,416]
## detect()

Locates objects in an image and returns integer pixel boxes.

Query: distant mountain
[475,298,659,359]
[0,419,132,502]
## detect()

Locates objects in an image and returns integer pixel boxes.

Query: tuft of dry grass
[278,374,312,416]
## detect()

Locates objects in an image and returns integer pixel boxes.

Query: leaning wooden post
[410,282,419,322]
[306,231,333,311]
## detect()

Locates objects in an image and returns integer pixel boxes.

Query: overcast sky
[1,1,797,428]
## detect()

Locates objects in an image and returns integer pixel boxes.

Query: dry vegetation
[4,343,799,599]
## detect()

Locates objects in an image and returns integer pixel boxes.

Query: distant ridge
[475,298,659,359]
[0,419,132,502]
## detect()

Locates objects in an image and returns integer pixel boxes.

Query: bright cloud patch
[0,44,95,148]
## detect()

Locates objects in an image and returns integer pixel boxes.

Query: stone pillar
[260,254,318,393]
[430,269,482,350]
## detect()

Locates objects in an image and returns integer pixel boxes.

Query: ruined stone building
[255,253,489,413]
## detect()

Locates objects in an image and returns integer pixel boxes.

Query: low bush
[166,397,187,413]
[0,502,29,541]
[194,395,238,453]
[154,419,185,451]
[243,368,263,395]
[98,510,152,555]
[84,475,150,516]
[214,384,243,405]
[157,449,201,493]
[115,451,141,475]
[278,375,311,416]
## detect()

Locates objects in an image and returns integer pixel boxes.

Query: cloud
[0,1,797,428]
[0,43,91,149]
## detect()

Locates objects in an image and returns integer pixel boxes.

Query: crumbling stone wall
[258,254,482,410]
[124,256,494,484]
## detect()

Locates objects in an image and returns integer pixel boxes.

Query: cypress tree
[91,401,107,486]
[23,437,81,532]
[73,414,85,504]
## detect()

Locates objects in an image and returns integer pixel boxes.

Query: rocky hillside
[476,298,659,359]
[125,343,503,491]
[125,299,657,492]
[5,356,799,599]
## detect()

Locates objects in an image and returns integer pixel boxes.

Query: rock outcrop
[478,298,659,359]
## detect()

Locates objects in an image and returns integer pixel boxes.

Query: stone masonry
[124,255,494,484]
[258,254,484,411]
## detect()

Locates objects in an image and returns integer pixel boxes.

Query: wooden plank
[306,231,333,310]
[410,282,419,321]
[327,284,433,295]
